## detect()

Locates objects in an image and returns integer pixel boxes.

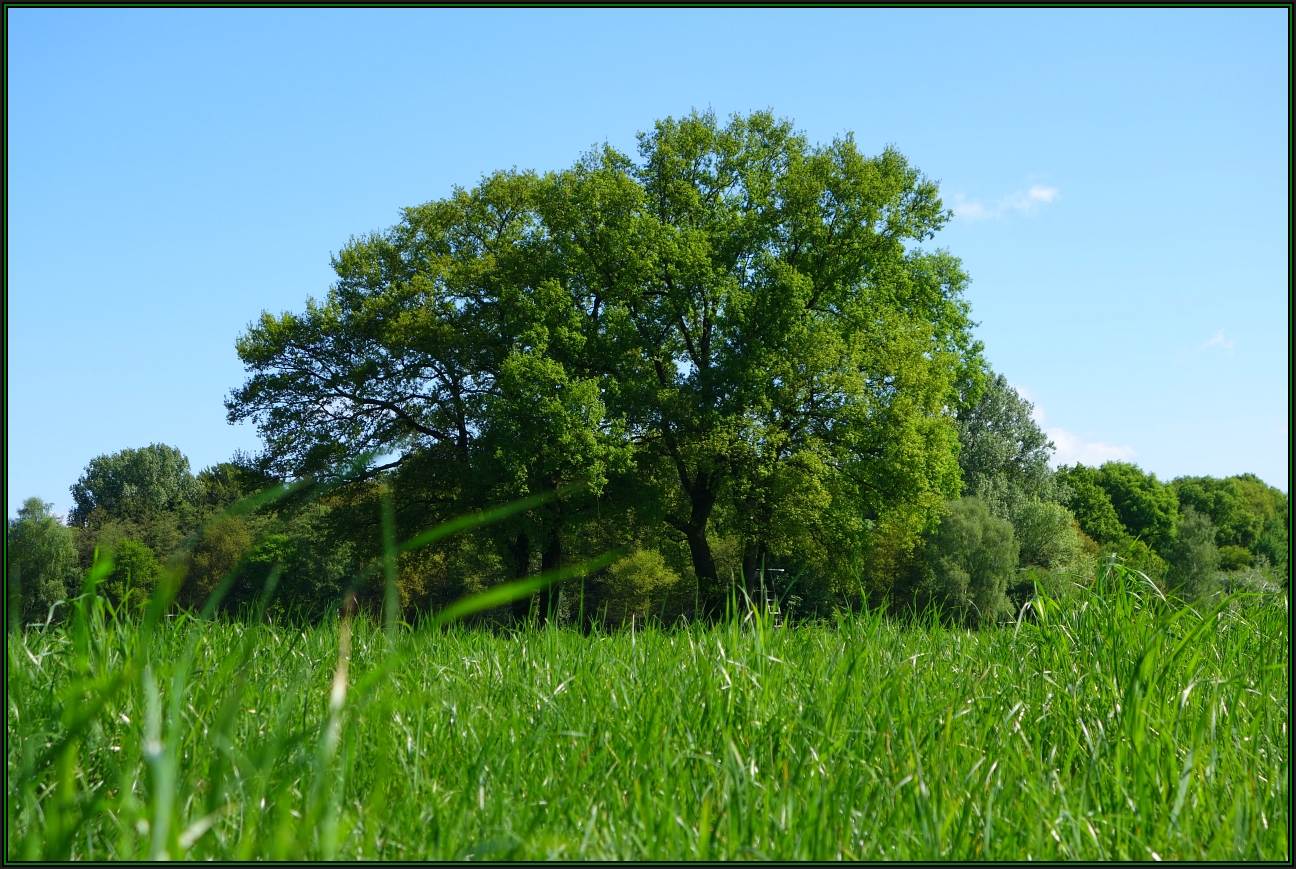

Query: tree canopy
[6,498,79,625]
[227,110,985,611]
[955,372,1055,512]
[10,112,1285,628]
[69,443,200,527]
[1174,474,1281,550]
[1097,462,1179,550]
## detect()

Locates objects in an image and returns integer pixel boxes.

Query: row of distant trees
[7,110,1288,628]
[9,373,1287,629]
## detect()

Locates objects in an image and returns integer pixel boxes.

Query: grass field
[6,561,1288,861]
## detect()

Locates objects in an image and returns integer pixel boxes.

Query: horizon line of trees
[9,387,1287,630]
[7,110,1289,629]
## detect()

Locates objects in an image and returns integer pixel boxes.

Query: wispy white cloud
[1047,427,1137,467]
[953,200,991,220]
[1007,387,1133,467]
[1026,185,1059,202]
[953,184,1060,220]
[1197,329,1235,352]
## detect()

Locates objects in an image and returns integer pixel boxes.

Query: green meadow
[7,562,1287,861]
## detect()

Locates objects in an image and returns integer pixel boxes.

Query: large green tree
[68,444,206,570]
[228,110,983,613]
[1173,474,1286,552]
[6,498,80,626]
[69,444,201,528]
[1092,462,1179,550]
[955,372,1055,511]
[228,170,624,619]
[1057,461,1181,550]
[538,111,983,602]
[1056,464,1127,545]
[954,372,1082,572]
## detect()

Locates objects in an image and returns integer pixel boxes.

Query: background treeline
[9,376,1287,630]
[6,111,1288,628]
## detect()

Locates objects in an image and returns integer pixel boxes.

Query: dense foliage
[6,111,1287,627]
[5,499,79,627]
[221,110,983,619]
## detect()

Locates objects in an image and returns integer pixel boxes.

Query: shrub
[598,549,681,626]
[1164,506,1221,601]
[1218,544,1253,572]
[1117,538,1170,587]
[1222,563,1286,596]
[1010,499,1083,570]
[103,539,162,609]
[905,498,1017,627]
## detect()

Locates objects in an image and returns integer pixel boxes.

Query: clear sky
[7,8,1289,518]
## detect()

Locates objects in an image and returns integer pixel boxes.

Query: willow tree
[228,110,983,615]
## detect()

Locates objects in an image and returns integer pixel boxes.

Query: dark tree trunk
[508,531,532,623]
[537,533,562,626]
[685,526,722,617]
[742,541,760,601]
[675,479,723,618]
[663,443,723,618]
[684,522,717,584]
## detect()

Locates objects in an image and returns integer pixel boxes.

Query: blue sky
[7,8,1289,518]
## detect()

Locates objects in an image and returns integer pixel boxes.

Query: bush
[1116,538,1170,587]
[183,516,254,606]
[103,539,162,609]
[904,498,1017,627]
[1164,506,1221,601]
[1217,544,1253,572]
[1014,564,1091,608]
[1010,499,1083,570]
[6,498,80,626]
[598,549,681,627]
